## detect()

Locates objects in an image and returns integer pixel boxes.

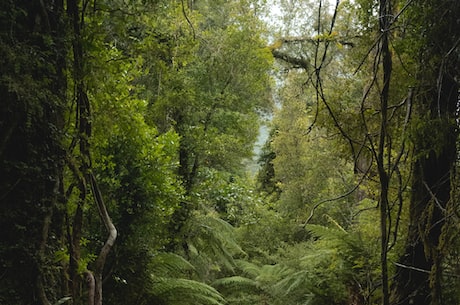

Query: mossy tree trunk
[391,2,459,304]
[0,0,67,304]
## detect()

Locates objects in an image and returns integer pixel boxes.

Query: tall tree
[0,0,122,303]
[141,0,273,253]
[391,0,460,304]
[0,1,67,304]
[0,1,68,304]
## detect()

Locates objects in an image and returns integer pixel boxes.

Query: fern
[211,275,267,305]
[256,264,292,286]
[212,261,289,305]
[273,269,309,295]
[148,251,228,305]
[151,252,196,277]
[152,277,226,305]
[266,224,379,304]
[147,210,249,305]
[184,212,245,276]
[234,260,261,278]
[305,224,348,241]
[212,276,258,291]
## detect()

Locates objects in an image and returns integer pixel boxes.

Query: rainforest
[1,0,459,304]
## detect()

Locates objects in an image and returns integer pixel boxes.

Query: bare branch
[181,0,196,40]
[393,262,431,274]
[302,166,371,227]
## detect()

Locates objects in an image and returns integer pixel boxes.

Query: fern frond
[305,224,348,241]
[256,264,292,285]
[185,213,244,275]
[198,214,244,255]
[273,269,309,295]
[298,249,336,268]
[151,252,195,276]
[234,259,261,278]
[152,277,226,305]
[212,276,258,290]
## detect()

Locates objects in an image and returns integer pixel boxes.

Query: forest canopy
[1,0,459,305]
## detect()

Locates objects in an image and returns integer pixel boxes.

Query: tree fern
[211,275,264,305]
[152,277,226,305]
[234,260,262,278]
[273,269,309,295]
[218,224,375,305]
[150,251,227,305]
[183,212,245,278]
[213,258,301,305]
[266,224,381,304]
[151,252,196,277]
[212,276,258,291]
[305,224,348,242]
[255,264,292,287]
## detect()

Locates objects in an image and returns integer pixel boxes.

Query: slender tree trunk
[89,173,117,305]
[84,271,95,305]
[66,1,117,304]
[67,1,87,303]
[377,0,392,304]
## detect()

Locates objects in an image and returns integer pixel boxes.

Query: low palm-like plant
[150,252,227,305]
[269,224,379,305]
[213,221,380,305]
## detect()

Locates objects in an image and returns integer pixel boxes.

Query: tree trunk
[89,173,117,305]
[390,0,459,303]
[392,81,457,305]
[377,1,392,304]
[0,0,67,303]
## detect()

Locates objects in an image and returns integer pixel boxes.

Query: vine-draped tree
[0,0,68,304]
[391,0,460,304]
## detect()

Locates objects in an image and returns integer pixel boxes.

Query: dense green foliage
[1,0,459,305]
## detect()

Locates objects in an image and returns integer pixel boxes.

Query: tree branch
[89,172,117,305]
[271,50,310,69]
[302,166,371,227]
[84,271,95,305]
[181,0,195,39]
